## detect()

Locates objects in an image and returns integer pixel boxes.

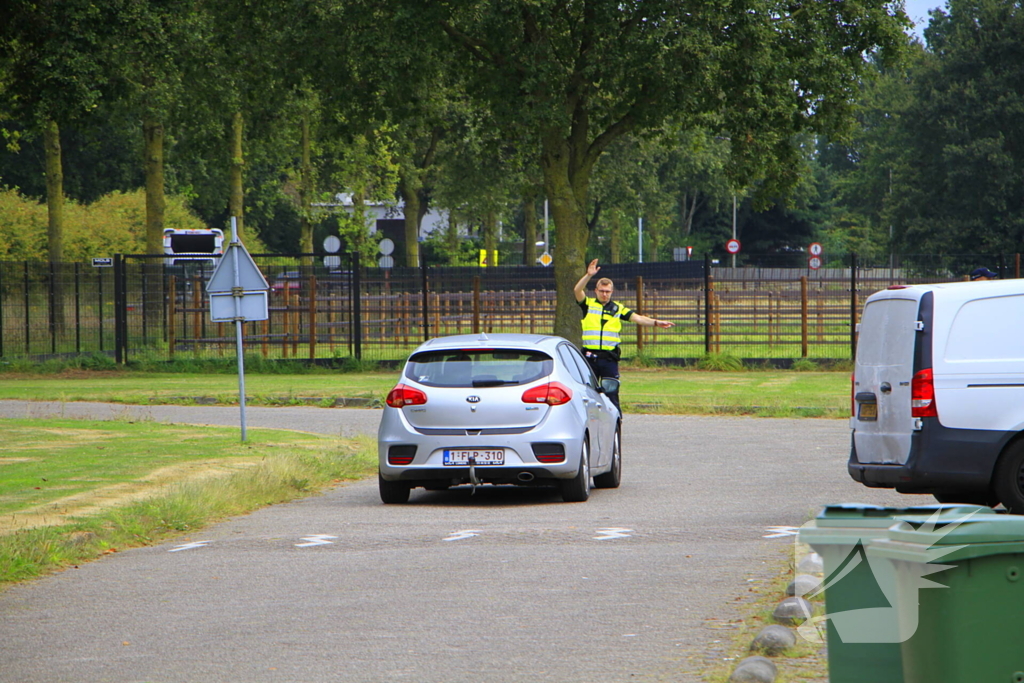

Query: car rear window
[406,349,554,388]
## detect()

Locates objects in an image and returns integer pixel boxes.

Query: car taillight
[386,384,427,408]
[911,368,937,418]
[521,382,573,406]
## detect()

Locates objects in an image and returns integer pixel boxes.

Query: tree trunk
[398,171,422,268]
[43,119,66,336]
[143,117,167,340]
[610,209,622,264]
[483,210,498,260]
[299,114,314,256]
[541,132,592,346]
[144,118,165,255]
[446,215,459,259]
[43,120,64,262]
[229,111,244,239]
[522,192,537,265]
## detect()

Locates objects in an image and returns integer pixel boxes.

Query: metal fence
[0,253,1017,364]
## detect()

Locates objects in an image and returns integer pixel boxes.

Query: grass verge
[0,421,377,590]
[0,368,851,417]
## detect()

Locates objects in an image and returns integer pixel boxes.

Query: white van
[849,279,1024,512]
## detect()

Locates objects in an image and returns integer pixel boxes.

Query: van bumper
[848,421,1008,494]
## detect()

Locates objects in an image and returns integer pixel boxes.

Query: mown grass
[0,420,377,589]
[0,366,851,417]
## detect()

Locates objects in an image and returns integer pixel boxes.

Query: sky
[903,0,944,42]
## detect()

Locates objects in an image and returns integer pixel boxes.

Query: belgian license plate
[443,449,505,466]
[859,403,878,420]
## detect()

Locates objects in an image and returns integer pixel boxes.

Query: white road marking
[763,526,800,539]
[443,530,481,542]
[296,534,337,547]
[169,541,212,552]
[594,527,634,540]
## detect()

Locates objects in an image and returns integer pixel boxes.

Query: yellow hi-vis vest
[580,297,633,351]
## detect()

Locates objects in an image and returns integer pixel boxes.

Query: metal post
[638,216,643,263]
[704,253,712,354]
[74,263,81,354]
[114,254,125,364]
[850,252,858,360]
[230,218,248,442]
[352,252,362,360]
[48,261,56,354]
[421,257,430,342]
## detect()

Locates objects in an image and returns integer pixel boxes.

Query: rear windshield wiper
[472,379,516,387]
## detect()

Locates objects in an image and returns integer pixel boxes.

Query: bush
[695,353,745,371]
[790,359,819,372]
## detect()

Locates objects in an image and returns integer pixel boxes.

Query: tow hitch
[468,455,480,494]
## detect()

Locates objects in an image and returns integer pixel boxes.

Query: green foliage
[695,353,746,372]
[0,187,229,260]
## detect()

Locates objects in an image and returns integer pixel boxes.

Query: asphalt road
[0,402,932,682]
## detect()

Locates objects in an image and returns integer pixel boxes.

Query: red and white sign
[725,239,741,255]
[808,256,822,270]
[809,242,823,256]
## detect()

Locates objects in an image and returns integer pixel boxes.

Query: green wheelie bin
[868,512,1024,683]
[798,504,987,683]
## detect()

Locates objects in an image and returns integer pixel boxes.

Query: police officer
[574,259,674,411]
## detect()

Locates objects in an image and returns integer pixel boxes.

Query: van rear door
[853,295,921,464]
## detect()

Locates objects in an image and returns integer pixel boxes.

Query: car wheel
[933,492,997,507]
[378,472,411,504]
[593,424,621,489]
[560,437,591,502]
[994,440,1024,513]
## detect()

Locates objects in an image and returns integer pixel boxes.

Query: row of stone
[727,552,824,683]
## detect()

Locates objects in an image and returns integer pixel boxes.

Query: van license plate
[443,449,505,466]
[858,403,878,421]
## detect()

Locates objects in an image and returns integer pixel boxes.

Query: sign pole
[230,217,248,442]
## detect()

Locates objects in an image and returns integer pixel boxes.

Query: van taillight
[521,382,573,406]
[386,384,428,408]
[911,368,937,418]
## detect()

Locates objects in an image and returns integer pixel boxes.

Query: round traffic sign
[378,255,394,269]
[808,256,822,270]
[379,238,395,256]
[323,255,341,269]
[809,242,823,256]
[323,235,342,253]
[726,238,741,255]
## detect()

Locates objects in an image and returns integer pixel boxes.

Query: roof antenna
[478,332,489,342]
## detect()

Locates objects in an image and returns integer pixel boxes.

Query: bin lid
[799,503,990,548]
[813,503,988,528]
[870,512,1024,563]
[889,512,1023,545]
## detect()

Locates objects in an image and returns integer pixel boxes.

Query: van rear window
[406,349,553,388]
[858,299,919,366]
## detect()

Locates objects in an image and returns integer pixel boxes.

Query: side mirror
[599,377,620,394]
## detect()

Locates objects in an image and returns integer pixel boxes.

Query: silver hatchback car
[377,333,622,503]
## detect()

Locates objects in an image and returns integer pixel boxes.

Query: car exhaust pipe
[517,472,535,482]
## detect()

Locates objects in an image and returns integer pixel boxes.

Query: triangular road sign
[206,242,269,293]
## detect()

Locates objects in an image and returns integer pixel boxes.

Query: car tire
[994,440,1024,513]
[593,424,621,489]
[560,437,590,502]
[379,472,411,504]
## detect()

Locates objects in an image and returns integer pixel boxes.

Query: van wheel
[994,441,1024,514]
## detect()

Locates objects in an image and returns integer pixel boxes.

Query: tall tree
[0,0,122,261]
[885,0,1024,254]
[398,0,909,343]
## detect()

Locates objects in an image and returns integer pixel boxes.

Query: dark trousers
[583,349,621,412]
